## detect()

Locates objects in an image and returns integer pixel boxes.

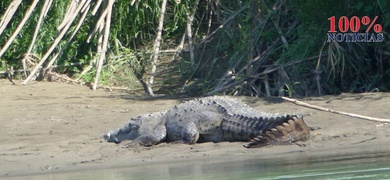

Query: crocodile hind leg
[244,117,310,148]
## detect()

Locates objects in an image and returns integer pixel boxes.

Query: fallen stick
[46,71,83,84]
[281,97,390,123]
[98,85,130,91]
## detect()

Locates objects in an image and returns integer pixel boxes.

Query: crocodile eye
[103,133,111,140]
[130,124,139,130]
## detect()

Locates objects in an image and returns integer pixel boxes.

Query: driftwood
[281,96,390,123]
[46,71,82,84]
[97,85,130,91]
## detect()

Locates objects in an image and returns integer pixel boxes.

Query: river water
[5,151,390,180]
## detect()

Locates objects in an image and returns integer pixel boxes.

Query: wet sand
[1,80,389,177]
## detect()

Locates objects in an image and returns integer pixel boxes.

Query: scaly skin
[104,96,310,148]
[104,111,166,146]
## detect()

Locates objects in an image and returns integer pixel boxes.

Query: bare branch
[87,1,112,43]
[45,1,91,71]
[22,0,53,77]
[186,0,200,65]
[0,0,22,36]
[57,0,78,31]
[0,0,39,59]
[146,0,168,96]
[93,0,115,90]
[23,0,88,85]
[282,97,390,123]
[91,0,103,15]
[196,5,248,48]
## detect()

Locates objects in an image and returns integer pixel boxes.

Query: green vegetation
[0,0,389,96]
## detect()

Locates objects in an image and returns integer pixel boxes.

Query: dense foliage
[0,0,389,96]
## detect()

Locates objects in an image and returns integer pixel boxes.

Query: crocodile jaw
[103,131,121,143]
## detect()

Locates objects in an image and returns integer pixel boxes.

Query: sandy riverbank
[1,80,389,177]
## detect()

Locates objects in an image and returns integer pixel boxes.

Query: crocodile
[103,96,310,148]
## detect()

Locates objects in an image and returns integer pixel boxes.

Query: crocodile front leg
[121,123,167,152]
[165,110,224,144]
[134,124,167,146]
[166,120,200,144]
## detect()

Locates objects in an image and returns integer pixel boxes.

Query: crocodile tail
[243,116,310,148]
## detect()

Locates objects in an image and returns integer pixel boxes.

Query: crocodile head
[103,120,140,143]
